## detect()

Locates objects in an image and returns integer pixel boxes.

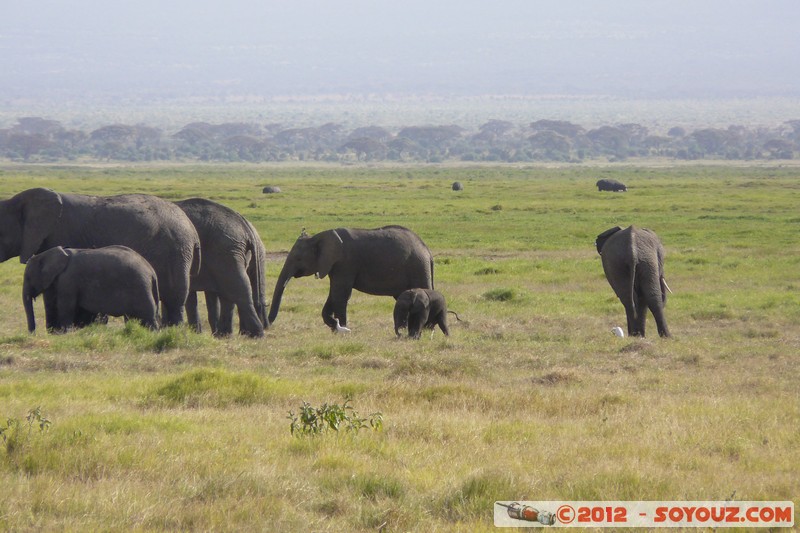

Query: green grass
[0,162,798,531]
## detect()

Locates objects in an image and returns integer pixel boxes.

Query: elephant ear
[595,226,622,255]
[315,229,344,279]
[39,246,70,290]
[19,188,64,263]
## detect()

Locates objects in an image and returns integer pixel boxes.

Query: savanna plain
[0,163,798,532]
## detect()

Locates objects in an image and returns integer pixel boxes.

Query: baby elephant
[394,288,450,339]
[23,245,160,333]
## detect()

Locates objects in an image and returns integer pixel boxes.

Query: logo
[494,501,794,528]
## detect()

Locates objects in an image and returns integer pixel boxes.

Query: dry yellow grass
[0,164,798,531]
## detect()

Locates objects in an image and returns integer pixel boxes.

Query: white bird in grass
[333,318,351,334]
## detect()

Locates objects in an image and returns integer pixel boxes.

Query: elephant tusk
[283,277,292,288]
[662,278,673,294]
[314,272,320,279]
[332,229,343,244]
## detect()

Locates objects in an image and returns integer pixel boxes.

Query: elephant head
[268,229,344,324]
[595,226,622,256]
[22,246,70,332]
[0,188,64,263]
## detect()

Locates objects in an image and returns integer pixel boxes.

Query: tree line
[2,116,798,163]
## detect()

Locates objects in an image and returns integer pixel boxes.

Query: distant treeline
[2,116,798,163]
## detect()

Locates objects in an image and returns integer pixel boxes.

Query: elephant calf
[394,288,451,339]
[23,245,160,333]
[596,226,671,338]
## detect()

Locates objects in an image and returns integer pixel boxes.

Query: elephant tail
[151,276,161,326]
[447,310,462,322]
[630,231,639,320]
[191,241,202,277]
[244,223,268,329]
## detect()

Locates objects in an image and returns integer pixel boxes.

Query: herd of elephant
[0,187,671,340]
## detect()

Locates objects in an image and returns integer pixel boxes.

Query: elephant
[595,225,671,338]
[452,181,464,191]
[23,245,160,332]
[393,288,450,339]
[174,198,268,337]
[596,178,627,192]
[269,225,434,330]
[0,188,200,326]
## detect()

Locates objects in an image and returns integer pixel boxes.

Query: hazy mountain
[2,0,799,104]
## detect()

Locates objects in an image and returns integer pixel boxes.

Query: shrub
[288,397,382,437]
[483,288,517,302]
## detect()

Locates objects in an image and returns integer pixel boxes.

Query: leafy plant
[1,407,51,457]
[288,397,382,437]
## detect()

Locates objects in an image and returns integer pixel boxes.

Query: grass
[0,163,798,531]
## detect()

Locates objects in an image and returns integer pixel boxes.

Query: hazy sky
[3,0,800,102]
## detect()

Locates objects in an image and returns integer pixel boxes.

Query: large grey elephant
[175,198,268,337]
[23,246,160,332]
[269,225,434,330]
[393,288,450,339]
[595,225,671,338]
[0,188,200,326]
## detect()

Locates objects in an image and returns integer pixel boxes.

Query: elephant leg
[161,280,188,327]
[236,301,264,337]
[393,310,408,337]
[634,305,647,337]
[135,312,159,330]
[648,301,671,338]
[185,291,202,333]
[216,296,236,337]
[73,307,103,329]
[204,292,220,334]
[43,288,61,332]
[162,303,184,327]
[623,300,639,337]
[329,283,353,329]
[225,268,264,338]
[162,304,185,327]
[321,297,337,330]
[408,312,423,339]
[631,293,647,337]
[55,289,78,332]
[209,260,264,337]
[436,314,450,336]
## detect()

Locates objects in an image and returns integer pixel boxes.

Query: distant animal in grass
[596,178,627,192]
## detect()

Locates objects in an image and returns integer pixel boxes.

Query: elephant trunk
[268,264,293,325]
[23,278,37,333]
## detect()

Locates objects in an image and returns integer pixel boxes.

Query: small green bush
[1,407,51,472]
[288,397,382,437]
[483,288,517,302]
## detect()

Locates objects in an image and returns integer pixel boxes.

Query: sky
[2,0,800,104]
